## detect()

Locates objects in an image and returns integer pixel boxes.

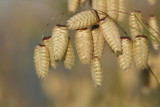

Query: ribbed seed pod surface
[67,9,99,29]
[107,0,118,20]
[51,25,69,60]
[75,28,93,64]
[117,37,132,71]
[133,35,149,71]
[148,0,157,5]
[42,36,58,69]
[91,25,105,58]
[68,0,79,13]
[91,56,103,87]
[129,11,144,39]
[149,15,159,50]
[34,45,50,79]
[117,0,126,21]
[63,38,75,70]
[99,16,122,54]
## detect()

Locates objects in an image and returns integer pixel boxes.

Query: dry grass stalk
[67,9,99,29]
[34,45,50,79]
[99,16,122,54]
[75,28,93,64]
[51,25,69,60]
[68,0,80,13]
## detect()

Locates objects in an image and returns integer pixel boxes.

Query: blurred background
[0,0,160,107]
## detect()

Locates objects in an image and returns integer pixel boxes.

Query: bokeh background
[0,0,160,107]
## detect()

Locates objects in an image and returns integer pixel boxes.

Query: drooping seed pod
[117,37,133,71]
[80,0,88,5]
[99,16,122,54]
[62,38,75,70]
[68,0,80,13]
[42,36,58,69]
[91,25,105,58]
[51,25,69,60]
[148,0,157,5]
[149,15,160,50]
[92,0,107,19]
[129,11,144,39]
[117,0,126,21]
[107,0,118,20]
[34,45,50,79]
[67,9,99,29]
[133,35,149,71]
[91,56,103,87]
[75,28,93,64]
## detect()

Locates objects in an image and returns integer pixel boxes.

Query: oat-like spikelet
[99,16,122,54]
[75,28,93,64]
[91,25,105,58]
[133,35,149,71]
[42,36,58,69]
[148,0,157,5]
[67,9,99,29]
[92,0,107,19]
[117,0,126,21]
[117,37,132,71]
[91,56,103,87]
[51,25,69,60]
[34,45,50,79]
[80,0,88,5]
[63,38,75,70]
[149,15,159,50]
[68,0,80,13]
[129,11,144,39]
[107,0,118,20]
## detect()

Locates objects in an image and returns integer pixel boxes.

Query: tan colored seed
[107,0,118,20]
[91,56,103,87]
[51,25,69,60]
[149,15,159,50]
[117,0,126,21]
[68,0,80,13]
[62,38,75,70]
[75,28,93,64]
[42,36,58,69]
[34,45,50,79]
[91,25,105,58]
[117,37,133,71]
[129,11,144,39]
[67,9,99,29]
[99,16,122,54]
[133,35,149,71]
[148,0,157,5]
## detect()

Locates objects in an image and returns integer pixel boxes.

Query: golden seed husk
[117,37,133,71]
[91,56,103,87]
[99,16,122,54]
[68,0,80,13]
[107,0,118,20]
[117,0,126,21]
[67,9,99,29]
[75,28,93,64]
[91,25,105,58]
[51,25,69,60]
[63,38,75,70]
[149,15,159,50]
[34,45,50,79]
[133,35,149,71]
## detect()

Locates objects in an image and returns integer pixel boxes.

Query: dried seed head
[129,11,144,39]
[149,15,159,50]
[133,35,149,71]
[67,9,99,29]
[51,25,69,60]
[91,25,105,58]
[91,56,103,87]
[75,28,93,64]
[80,0,88,5]
[117,37,133,71]
[62,38,75,70]
[34,45,50,79]
[148,0,157,5]
[68,0,79,13]
[117,0,126,21]
[107,0,118,20]
[42,36,58,69]
[99,16,122,54]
